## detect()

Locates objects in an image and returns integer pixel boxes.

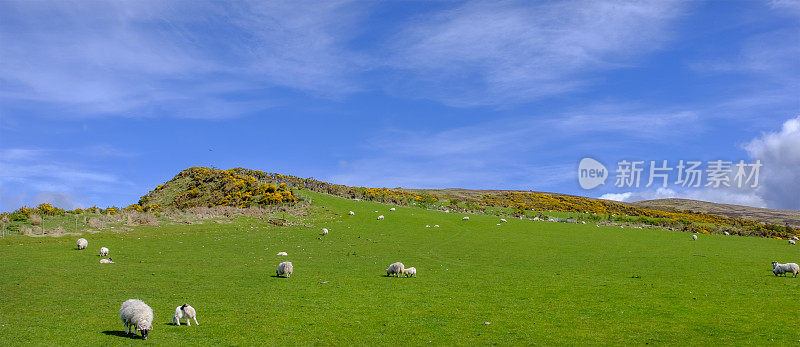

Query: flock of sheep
[74,238,201,340]
[75,203,797,340]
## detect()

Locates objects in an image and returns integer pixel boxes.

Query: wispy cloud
[386,0,686,106]
[0,1,368,118]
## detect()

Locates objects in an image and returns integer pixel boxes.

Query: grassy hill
[2,191,800,344]
[633,198,800,227]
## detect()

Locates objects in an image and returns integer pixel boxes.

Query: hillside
[632,198,800,227]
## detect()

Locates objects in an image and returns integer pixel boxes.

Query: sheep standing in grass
[100,257,114,264]
[792,236,799,241]
[277,261,293,278]
[76,238,88,250]
[500,218,507,223]
[402,267,417,278]
[276,251,288,256]
[724,231,730,235]
[434,225,439,228]
[692,235,698,240]
[377,215,384,220]
[321,228,328,235]
[772,261,800,277]
[386,262,405,277]
[173,304,199,326]
[120,299,153,340]
[790,240,796,245]
[349,211,355,216]
[462,216,469,221]
[390,207,396,211]
[100,247,109,257]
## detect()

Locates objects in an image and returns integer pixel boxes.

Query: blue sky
[1,0,798,211]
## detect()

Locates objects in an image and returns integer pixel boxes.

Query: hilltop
[633,198,800,227]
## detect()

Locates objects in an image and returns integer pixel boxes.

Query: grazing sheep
[790,240,796,245]
[120,299,153,340]
[276,251,288,256]
[724,231,730,235]
[402,267,417,277]
[500,218,507,223]
[692,235,698,240]
[100,247,109,257]
[386,262,405,277]
[349,211,355,216]
[462,216,469,221]
[793,236,799,241]
[390,207,396,211]
[434,225,440,228]
[772,261,800,277]
[173,304,199,326]
[377,215,384,220]
[100,257,114,264]
[76,238,88,250]
[321,228,328,235]
[425,225,430,228]
[581,221,587,225]
[277,261,293,278]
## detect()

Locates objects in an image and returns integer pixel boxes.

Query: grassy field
[1,190,799,345]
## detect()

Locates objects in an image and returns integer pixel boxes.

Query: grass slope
[1,191,798,345]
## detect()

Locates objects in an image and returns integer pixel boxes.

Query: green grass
[1,190,799,345]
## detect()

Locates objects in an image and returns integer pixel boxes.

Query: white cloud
[744,115,800,210]
[388,0,685,106]
[0,1,367,118]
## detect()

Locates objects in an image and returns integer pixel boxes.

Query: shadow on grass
[271,275,290,278]
[102,330,140,339]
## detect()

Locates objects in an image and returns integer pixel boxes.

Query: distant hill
[632,198,800,227]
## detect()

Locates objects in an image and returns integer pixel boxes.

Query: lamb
[100,257,114,264]
[377,215,384,220]
[692,235,698,240]
[386,262,405,277]
[120,299,153,340]
[276,261,293,278]
[462,216,469,221]
[276,251,288,256]
[76,238,88,250]
[772,261,800,277]
[402,267,417,277]
[321,228,328,235]
[790,240,796,245]
[100,247,109,257]
[500,218,507,223]
[349,211,355,216]
[172,304,199,326]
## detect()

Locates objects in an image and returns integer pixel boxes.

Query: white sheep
[790,240,796,245]
[172,304,199,326]
[276,251,288,256]
[100,247,109,257]
[100,257,114,264]
[793,236,799,241]
[349,211,355,216]
[402,267,417,278]
[462,216,469,221]
[321,228,328,235]
[277,261,293,278]
[120,299,153,340]
[724,231,730,235]
[377,215,384,220]
[500,218,507,223]
[76,238,88,250]
[425,225,430,228]
[390,207,396,211]
[434,225,439,228]
[692,235,698,240]
[772,261,800,277]
[386,262,405,277]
